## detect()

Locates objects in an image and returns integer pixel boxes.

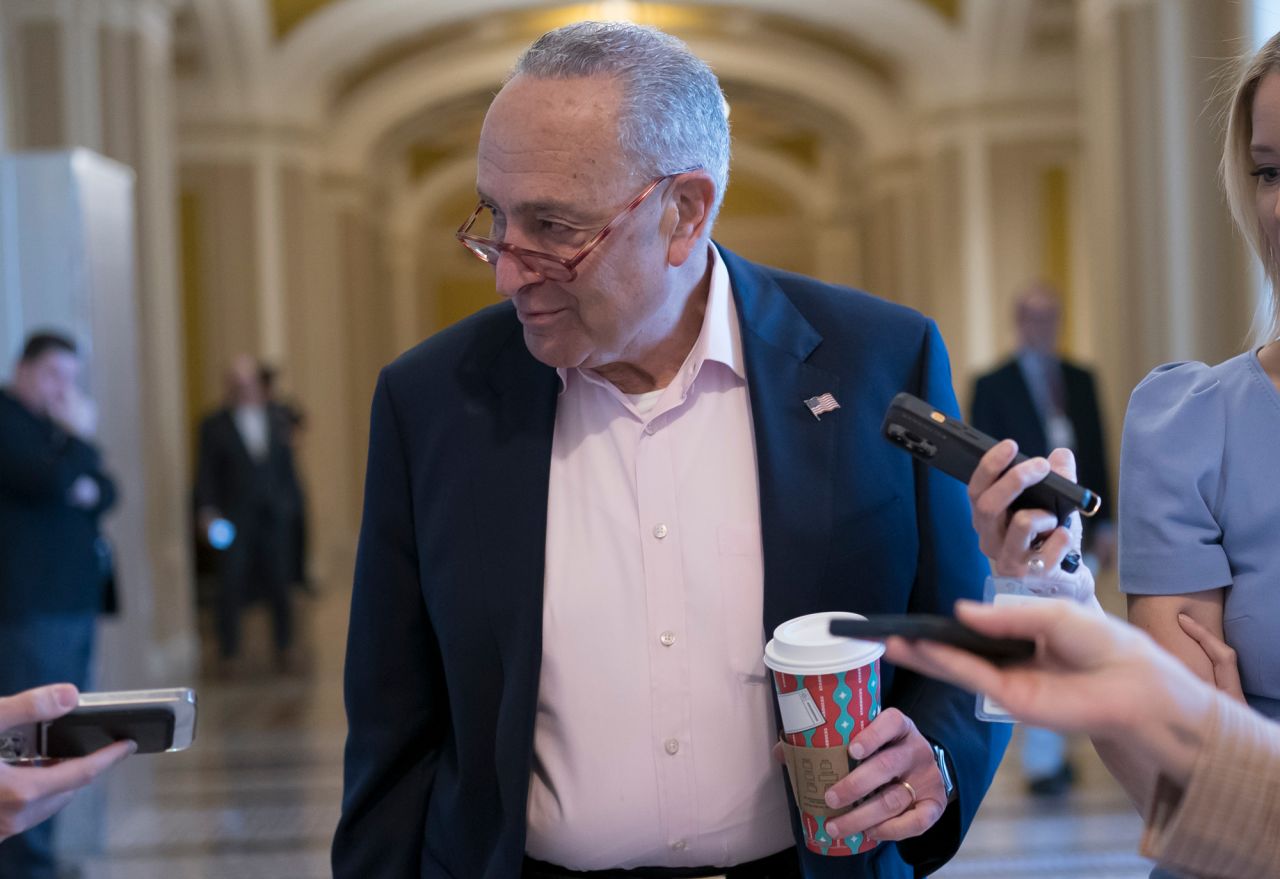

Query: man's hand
[817,708,948,842]
[67,475,101,510]
[0,685,135,840]
[47,387,97,439]
[196,508,221,544]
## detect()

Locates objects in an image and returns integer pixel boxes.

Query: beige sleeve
[1141,693,1280,878]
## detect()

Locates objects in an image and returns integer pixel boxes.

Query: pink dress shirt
[525,247,793,868]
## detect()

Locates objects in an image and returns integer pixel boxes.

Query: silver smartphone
[0,687,197,763]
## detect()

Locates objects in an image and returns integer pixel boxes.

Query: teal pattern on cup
[764,611,886,857]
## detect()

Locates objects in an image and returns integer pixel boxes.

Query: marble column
[1078,0,1252,425]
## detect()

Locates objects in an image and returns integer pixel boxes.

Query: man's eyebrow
[475,191,586,216]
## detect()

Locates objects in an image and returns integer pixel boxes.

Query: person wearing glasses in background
[333,22,1009,879]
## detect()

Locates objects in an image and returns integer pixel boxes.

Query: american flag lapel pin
[804,393,841,420]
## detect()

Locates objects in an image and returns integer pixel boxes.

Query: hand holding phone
[0,688,197,763]
[0,685,135,842]
[829,614,1036,666]
[882,392,1100,525]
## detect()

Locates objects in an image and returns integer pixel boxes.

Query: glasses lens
[523,255,573,282]
[461,238,499,265]
[460,237,574,281]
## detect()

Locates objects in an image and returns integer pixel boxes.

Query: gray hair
[510,21,731,222]
[1221,31,1280,346]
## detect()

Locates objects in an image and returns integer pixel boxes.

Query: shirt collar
[555,243,744,395]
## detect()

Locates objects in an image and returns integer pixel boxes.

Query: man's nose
[494,249,545,298]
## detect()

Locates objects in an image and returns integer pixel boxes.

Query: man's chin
[521,330,589,371]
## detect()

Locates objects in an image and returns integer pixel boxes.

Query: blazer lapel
[719,245,840,631]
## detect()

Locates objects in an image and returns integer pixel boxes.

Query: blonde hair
[1222,32,1280,347]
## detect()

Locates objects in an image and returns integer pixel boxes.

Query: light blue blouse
[1119,351,1280,719]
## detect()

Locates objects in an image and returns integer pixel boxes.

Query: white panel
[0,149,156,690]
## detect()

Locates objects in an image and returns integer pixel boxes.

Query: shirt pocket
[718,522,769,685]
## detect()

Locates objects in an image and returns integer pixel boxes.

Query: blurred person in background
[0,332,118,879]
[969,282,1114,797]
[194,354,303,675]
[258,363,312,596]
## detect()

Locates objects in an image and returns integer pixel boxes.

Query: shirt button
[652,523,669,539]
[671,839,688,852]
[659,630,676,647]
[664,738,680,755]
[644,422,656,435]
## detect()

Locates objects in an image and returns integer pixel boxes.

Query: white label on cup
[778,689,825,735]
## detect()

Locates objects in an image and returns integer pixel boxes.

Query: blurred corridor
[1,0,1273,875]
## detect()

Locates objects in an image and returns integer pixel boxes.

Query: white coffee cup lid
[763,611,885,676]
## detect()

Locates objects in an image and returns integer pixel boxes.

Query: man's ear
[665,173,717,267]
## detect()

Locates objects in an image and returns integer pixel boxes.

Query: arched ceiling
[267,0,961,44]
[177,1,974,122]
[175,0,1078,182]
[339,19,890,179]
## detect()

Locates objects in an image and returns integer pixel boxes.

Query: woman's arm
[1127,590,1227,688]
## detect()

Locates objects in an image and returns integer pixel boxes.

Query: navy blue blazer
[333,246,1009,878]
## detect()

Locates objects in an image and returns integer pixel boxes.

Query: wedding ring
[898,779,917,809]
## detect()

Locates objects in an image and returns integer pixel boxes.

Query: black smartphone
[829,615,1035,665]
[0,688,197,763]
[881,392,1100,526]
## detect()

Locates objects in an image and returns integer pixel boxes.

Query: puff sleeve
[1118,362,1231,595]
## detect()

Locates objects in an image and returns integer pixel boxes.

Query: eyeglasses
[454,170,695,283]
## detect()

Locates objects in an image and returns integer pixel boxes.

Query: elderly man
[333,22,1008,879]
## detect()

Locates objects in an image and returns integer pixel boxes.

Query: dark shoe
[1027,760,1075,797]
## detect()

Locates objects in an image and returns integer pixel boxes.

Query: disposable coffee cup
[763,611,884,857]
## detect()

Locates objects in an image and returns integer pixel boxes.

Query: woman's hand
[1177,612,1247,703]
[884,600,1215,790]
[967,442,1090,596]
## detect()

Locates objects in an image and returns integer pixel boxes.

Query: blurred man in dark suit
[970,283,1114,796]
[194,354,303,674]
[258,363,311,595]
[0,331,117,879]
